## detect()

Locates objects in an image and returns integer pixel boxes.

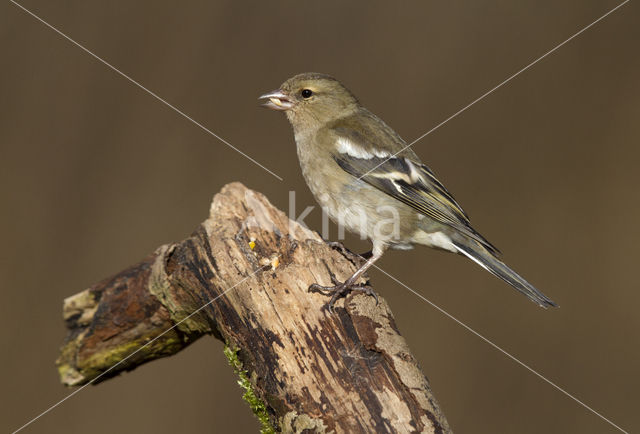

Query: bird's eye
[301,89,313,99]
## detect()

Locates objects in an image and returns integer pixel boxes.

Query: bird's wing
[331,134,500,255]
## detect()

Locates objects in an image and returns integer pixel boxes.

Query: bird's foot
[326,241,352,257]
[325,241,371,266]
[308,272,378,313]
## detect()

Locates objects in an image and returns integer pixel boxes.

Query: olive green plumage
[261,73,557,309]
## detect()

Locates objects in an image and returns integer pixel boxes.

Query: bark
[56,182,451,433]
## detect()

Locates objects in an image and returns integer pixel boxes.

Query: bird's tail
[451,239,558,308]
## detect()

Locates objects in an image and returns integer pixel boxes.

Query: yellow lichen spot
[259,254,280,270]
[249,237,256,250]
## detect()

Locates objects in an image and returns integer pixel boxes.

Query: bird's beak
[259,90,294,111]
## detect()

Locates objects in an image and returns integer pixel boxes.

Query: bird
[260,72,557,311]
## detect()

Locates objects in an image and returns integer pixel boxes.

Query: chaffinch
[260,72,557,311]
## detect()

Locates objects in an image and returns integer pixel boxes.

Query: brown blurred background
[2,1,638,433]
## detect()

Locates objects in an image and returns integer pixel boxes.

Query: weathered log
[56,182,451,433]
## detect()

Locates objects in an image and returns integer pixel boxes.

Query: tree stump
[56,182,451,433]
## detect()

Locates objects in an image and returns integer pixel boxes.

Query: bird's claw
[325,241,370,266]
[326,241,353,259]
[308,279,379,313]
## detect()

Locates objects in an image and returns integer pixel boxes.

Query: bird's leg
[309,249,383,312]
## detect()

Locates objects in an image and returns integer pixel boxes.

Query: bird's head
[260,73,359,129]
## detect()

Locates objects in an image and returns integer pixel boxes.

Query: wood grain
[56,182,451,433]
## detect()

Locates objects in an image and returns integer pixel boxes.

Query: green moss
[224,345,275,434]
[59,331,185,386]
